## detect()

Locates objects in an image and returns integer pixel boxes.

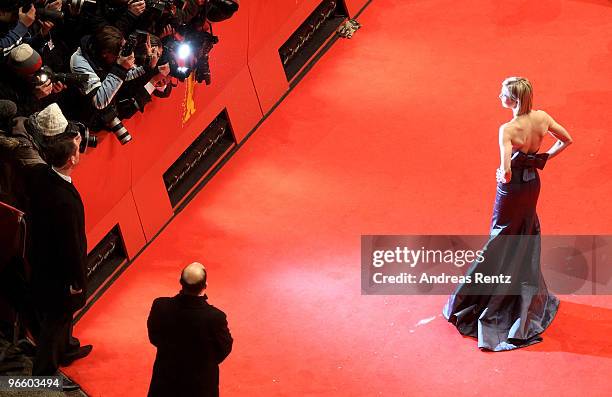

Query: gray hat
[26,103,68,137]
[8,44,43,76]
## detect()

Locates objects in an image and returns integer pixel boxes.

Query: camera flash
[178,44,192,60]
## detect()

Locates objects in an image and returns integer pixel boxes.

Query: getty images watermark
[361,235,612,295]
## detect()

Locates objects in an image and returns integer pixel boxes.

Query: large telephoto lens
[107,117,132,145]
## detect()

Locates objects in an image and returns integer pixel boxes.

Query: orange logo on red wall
[182,74,197,125]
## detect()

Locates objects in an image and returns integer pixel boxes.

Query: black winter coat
[147,293,233,397]
[24,163,87,312]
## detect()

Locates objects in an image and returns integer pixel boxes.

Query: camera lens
[107,117,132,145]
[72,122,97,153]
[79,134,98,153]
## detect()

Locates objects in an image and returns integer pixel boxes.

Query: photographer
[76,0,146,40]
[68,25,148,143]
[0,3,36,58]
[0,43,66,116]
[27,0,80,76]
[1,100,95,218]
[68,26,170,143]
[0,1,68,57]
[178,0,240,26]
[146,35,172,98]
[115,33,171,120]
[150,0,238,84]
[26,0,61,55]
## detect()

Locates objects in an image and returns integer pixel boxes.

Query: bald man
[147,263,233,397]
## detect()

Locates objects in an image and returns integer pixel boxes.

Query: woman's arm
[543,111,573,159]
[497,125,512,183]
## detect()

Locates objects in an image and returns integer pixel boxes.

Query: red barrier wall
[71,0,367,261]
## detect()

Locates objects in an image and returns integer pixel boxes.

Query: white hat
[29,103,68,137]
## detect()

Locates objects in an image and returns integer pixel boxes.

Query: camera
[99,107,132,145]
[81,105,132,145]
[65,120,97,153]
[106,117,132,145]
[144,0,168,15]
[206,0,239,22]
[33,66,89,87]
[3,0,96,23]
[160,39,192,81]
[161,29,218,84]
[120,32,140,58]
[3,1,65,23]
[35,7,63,23]
[143,0,184,16]
[63,0,96,15]
[193,30,218,84]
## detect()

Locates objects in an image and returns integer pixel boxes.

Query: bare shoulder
[533,110,561,132]
[498,122,514,135]
[532,109,551,122]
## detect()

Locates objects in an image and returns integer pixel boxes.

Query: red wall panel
[130,64,261,241]
[247,0,324,113]
[130,167,174,241]
[85,191,146,260]
[247,43,290,114]
[72,133,133,235]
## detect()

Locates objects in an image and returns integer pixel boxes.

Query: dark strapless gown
[442,150,559,351]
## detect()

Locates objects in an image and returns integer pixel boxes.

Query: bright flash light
[177,67,188,73]
[178,43,191,60]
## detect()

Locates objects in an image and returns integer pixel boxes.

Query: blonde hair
[502,77,533,115]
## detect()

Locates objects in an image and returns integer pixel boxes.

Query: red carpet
[63,1,612,395]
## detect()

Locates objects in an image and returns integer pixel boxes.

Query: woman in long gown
[442,77,574,351]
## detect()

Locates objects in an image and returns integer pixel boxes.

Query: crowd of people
[0,0,239,146]
[0,0,238,394]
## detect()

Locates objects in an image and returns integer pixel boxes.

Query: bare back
[504,110,549,154]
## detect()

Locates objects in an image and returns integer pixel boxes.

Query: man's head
[26,103,81,170]
[41,130,81,171]
[180,262,207,295]
[92,26,125,66]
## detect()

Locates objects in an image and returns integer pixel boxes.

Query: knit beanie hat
[8,44,43,76]
[25,103,68,137]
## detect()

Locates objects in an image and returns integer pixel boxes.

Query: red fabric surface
[63,1,612,395]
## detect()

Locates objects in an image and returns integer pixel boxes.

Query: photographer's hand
[150,63,170,85]
[51,81,66,94]
[40,0,61,35]
[40,20,54,36]
[148,51,160,69]
[117,53,136,70]
[158,63,170,76]
[160,24,175,39]
[46,0,62,11]
[19,5,36,28]
[34,79,53,99]
[144,33,161,69]
[128,0,146,16]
